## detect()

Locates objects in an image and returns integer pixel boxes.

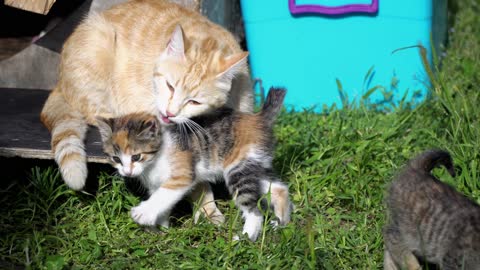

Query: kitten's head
[153,25,248,125]
[96,113,162,178]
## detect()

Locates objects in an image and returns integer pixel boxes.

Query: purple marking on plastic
[288,0,378,15]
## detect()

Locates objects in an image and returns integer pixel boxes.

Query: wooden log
[0,88,108,163]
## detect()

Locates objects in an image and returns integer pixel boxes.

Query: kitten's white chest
[142,135,174,191]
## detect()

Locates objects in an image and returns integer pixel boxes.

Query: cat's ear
[216,51,249,82]
[96,117,114,143]
[161,24,185,61]
[138,118,160,140]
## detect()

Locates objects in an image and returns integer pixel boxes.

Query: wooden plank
[0,88,108,163]
[5,0,57,15]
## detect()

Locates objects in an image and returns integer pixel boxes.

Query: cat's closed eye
[166,81,175,93]
[131,154,141,162]
[112,156,121,164]
[188,100,201,105]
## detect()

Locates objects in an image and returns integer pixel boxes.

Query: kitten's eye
[112,156,122,164]
[131,154,141,162]
[188,100,201,105]
[166,81,175,93]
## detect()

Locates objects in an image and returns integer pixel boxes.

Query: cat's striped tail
[260,87,286,127]
[40,90,88,190]
[409,149,456,177]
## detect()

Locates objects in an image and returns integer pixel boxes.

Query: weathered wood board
[0,88,108,163]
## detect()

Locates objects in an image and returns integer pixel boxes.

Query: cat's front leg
[131,185,192,226]
[153,208,172,228]
[131,149,196,226]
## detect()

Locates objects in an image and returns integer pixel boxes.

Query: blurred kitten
[384,149,480,270]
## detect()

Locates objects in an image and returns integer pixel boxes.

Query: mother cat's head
[152,25,249,125]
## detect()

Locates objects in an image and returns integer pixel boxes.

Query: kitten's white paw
[193,210,202,224]
[156,216,170,228]
[241,210,263,241]
[270,219,279,227]
[131,203,158,226]
[210,209,226,225]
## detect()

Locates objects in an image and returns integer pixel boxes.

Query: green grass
[2,1,480,269]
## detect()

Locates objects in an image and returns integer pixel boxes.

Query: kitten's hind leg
[383,249,400,270]
[190,182,225,225]
[240,208,264,241]
[260,180,292,226]
[384,226,421,270]
[440,249,472,270]
[225,164,264,241]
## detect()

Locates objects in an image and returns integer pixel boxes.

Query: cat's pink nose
[166,111,175,117]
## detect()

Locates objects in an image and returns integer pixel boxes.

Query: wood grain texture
[0,88,108,163]
[5,0,57,15]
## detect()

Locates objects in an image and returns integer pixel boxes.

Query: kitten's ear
[216,52,249,82]
[138,118,160,140]
[161,24,185,61]
[96,117,114,143]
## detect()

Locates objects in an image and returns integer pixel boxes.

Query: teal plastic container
[241,0,442,109]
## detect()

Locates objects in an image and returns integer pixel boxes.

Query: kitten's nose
[123,168,132,176]
[166,111,175,118]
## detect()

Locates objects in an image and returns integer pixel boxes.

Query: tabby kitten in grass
[40,0,252,191]
[97,113,224,226]
[384,149,480,270]
[98,88,292,241]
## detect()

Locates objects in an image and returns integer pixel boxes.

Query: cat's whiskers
[178,122,190,147]
[185,119,208,146]
[187,119,208,137]
[176,117,207,146]
[183,121,202,144]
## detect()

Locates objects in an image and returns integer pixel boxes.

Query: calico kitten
[122,88,292,241]
[384,149,480,270]
[97,112,225,226]
[41,0,252,191]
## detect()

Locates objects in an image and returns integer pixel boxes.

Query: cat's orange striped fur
[40,0,253,191]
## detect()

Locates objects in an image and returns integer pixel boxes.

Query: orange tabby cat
[40,0,253,191]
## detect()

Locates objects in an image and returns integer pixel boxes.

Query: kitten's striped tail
[40,90,88,190]
[260,87,286,127]
[409,149,456,177]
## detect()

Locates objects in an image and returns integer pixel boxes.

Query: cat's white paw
[131,203,158,226]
